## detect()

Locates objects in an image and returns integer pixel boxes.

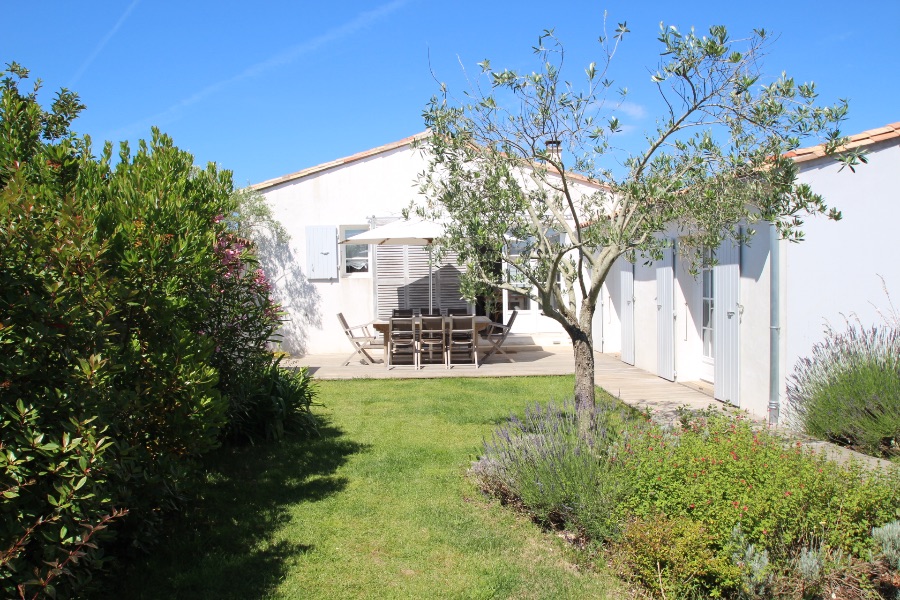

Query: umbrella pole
[428,248,433,313]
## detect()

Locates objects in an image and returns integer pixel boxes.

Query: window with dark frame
[341,226,369,275]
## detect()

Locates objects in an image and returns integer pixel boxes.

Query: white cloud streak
[69,0,141,88]
[615,101,647,120]
[109,0,410,139]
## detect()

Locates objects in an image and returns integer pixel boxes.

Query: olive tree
[416,23,863,409]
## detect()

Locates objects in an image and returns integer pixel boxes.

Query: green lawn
[109,376,624,599]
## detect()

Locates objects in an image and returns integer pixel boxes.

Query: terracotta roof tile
[789,121,900,164]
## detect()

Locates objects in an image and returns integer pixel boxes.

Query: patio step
[490,333,571,353]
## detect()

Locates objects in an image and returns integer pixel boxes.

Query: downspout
[768,222,781,426]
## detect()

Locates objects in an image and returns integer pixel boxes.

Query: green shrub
[786,324,900,458]
[619,411,900,560]
[475,399,900,599]
[1,62,297,597]
[223,364,318,442]
[611,514,741,599]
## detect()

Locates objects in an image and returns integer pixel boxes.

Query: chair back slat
[420,316,444,334]
[390,317,416,335]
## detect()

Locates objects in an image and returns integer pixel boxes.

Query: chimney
[545,139,561,163]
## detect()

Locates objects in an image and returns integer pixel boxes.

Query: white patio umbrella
[341,218,445,311]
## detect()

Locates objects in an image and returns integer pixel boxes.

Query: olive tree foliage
[230,185,289,245]
[416,22,862,408]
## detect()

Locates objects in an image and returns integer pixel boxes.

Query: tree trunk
[572,328,595,411]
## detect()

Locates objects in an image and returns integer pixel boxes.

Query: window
[507,291,531,311]
[505,237,534,311]
[340,225,369,275]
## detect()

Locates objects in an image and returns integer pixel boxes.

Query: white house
[252,133,600,356]
[598,122,900,423]
[254,122,898,424]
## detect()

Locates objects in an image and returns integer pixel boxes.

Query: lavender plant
[471,398,640,540]
[786,324,900,458]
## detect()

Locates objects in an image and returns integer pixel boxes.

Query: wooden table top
[372,315,492,334]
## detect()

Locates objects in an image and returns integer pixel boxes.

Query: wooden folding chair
[337,313,382,366]
[419,315,446,366]
[482,310,518,361]
[447,315,479,368]
[387,316,418,369]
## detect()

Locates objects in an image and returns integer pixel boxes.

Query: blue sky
[3,1,898,187]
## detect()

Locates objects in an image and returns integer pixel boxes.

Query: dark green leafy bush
[223,363,318,442]
[1,62,313,598]
[786,324,900,458]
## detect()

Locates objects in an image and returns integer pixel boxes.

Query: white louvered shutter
[656,244,675,381]
[306,226,337,279]
[714,237,741,405]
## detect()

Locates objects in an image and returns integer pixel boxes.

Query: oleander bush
[472,401,900,599]
[786,324,900,459]
[1,62,313,598]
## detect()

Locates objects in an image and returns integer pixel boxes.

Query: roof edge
[786,121,900,164]
[251,131,430,191]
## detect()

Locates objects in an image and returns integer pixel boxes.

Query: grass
[106,377,624,599]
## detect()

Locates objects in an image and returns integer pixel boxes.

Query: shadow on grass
[103,417,367,600]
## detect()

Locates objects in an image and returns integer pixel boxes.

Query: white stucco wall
[673,253,704,384]
[258,140,606,355]
[601,137,899,421]
[260,144,431,355]
[782,139,900,384]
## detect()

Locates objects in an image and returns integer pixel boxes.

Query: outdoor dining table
[371,315,492,336]
[374,315,492,368]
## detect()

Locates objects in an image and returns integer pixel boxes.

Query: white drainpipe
[768,222,781,426]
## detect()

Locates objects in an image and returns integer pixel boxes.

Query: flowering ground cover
[474,400,900,599]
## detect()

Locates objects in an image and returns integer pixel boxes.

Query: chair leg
[343,346,371,366]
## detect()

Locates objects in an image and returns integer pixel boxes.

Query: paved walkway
[285,347,895,471]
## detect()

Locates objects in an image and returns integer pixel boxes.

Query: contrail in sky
[109,0,410,139]
[69,0,141,88]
